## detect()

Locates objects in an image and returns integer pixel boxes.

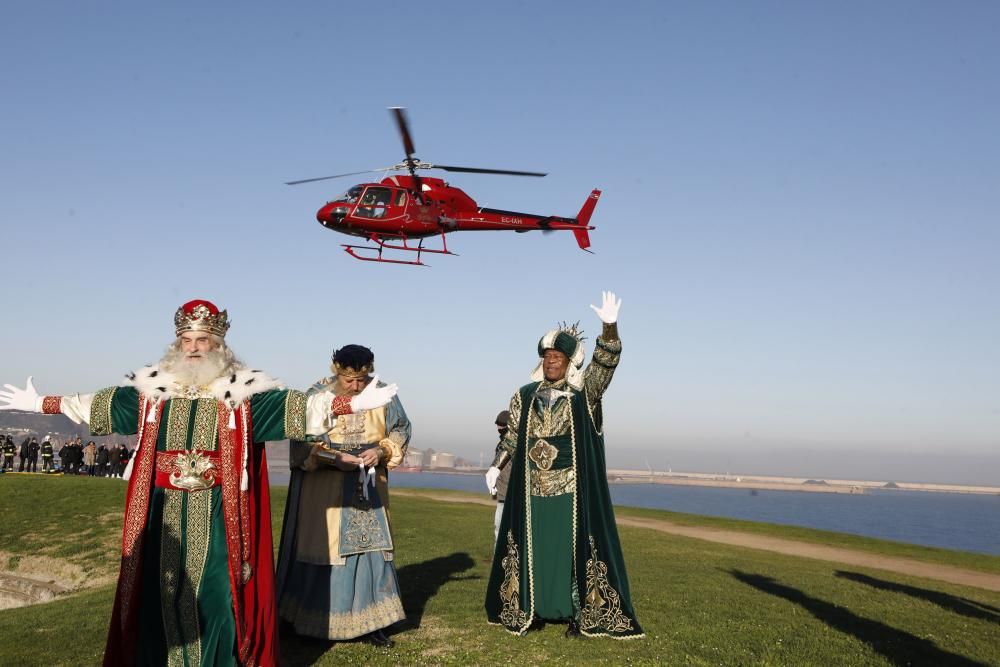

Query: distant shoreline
[389,467,1000,496]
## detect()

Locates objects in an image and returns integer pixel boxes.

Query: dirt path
[392,489,1000,593]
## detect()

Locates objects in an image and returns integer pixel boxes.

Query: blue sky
[1,2,997,483]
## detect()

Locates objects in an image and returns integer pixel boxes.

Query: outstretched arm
[0,377,139,435]
[255,375,400,442]
[583,291,622,404]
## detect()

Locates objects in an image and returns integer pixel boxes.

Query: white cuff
[304,390,335,435]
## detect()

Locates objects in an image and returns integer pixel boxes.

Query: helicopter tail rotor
[571,189,601,251]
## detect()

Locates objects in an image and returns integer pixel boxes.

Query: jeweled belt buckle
[166,451,218,491]
[528,438,559,471]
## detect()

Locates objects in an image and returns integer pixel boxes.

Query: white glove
[589,290,621,324]
[485,466,501,495]
[0,377,43,412]
[349,375,398,412]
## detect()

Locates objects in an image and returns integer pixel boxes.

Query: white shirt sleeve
[58,394,95,425]
[304,390,336,435]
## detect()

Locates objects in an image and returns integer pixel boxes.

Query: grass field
[1,474,998,666]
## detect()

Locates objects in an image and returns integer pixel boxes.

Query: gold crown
[332,362,374,379]
[174,300,230,338]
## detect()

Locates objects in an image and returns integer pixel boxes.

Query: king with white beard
[0,299,397,667]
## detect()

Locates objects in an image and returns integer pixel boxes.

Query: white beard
[160,346,235,386]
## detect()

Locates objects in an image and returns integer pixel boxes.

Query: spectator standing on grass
[108,444,121,478]
[117,444,130,477]
[73,438,84,474]
[18,436,30,471]
[26,436,40,472]
[58,441,69,473]
[2,435,15,471]
[96,444,109,476]
[83,440,96,475]
[40,437,54,473]
[491,410,512,543]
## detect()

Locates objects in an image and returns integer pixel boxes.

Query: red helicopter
[286,108,600,266]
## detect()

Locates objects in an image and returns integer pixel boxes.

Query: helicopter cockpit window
[395,191,407,207]
[356,186,392,218]
[333,186,364,205]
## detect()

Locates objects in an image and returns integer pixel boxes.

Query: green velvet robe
[95,381,303,667]
[485,331,643,639]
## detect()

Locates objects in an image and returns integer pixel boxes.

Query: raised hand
[0,377,42,412]
[589,290,622,324]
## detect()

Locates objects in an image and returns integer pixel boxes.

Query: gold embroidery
[583,334,621,416]
[239,405,251,567]
[166,399,193,452]
[90,387,117,435]
[284,390,307,441]
[192,399,218,451]
[581,536,633,634]
[172,382,214,400]
[341,505,391,553]
[160,451,219,491]
[216,402,244,625]
[337,413,368,447]
[527,439,558,470]
[279,592,405,640]
[119,397,160,629]
[532,392,572,438]
[499,530,529,628]
[161,490,184,667]
[529,467,576,497]
[181,488,211,666]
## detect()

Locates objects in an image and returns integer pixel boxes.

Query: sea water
[383,471,1000,556]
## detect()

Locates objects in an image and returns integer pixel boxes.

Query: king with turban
[484,291,643,639]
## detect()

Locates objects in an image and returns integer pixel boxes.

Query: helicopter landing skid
[341,232,457,266]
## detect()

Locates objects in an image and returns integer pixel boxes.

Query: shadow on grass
[280,625,338,667]
[729,570,988,667]
[276,553,476,664]
[396,551,478,631]
[835,570,1000,625]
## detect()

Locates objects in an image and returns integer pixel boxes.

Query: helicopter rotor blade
[431,164,547,177]
[389,107,426,200]
[284,168,394,186]
[390,107,416,159]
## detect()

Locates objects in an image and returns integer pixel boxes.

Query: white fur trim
[127,364,285,404]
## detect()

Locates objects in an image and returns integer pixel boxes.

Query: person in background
[18,436,30,471]
[1,435,15,471]
[26,436,40,473]
[68,438,83,474]
[492,410,511,543]
[96,444,109,476]
[40,436,54,473]
[117,444,131,477]
[108,443,121,478]
[83,440,96,476]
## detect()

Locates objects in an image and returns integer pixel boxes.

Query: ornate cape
[485,381,643,639]
[102,365,293,667]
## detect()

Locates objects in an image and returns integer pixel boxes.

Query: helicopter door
[356,186,393,219]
